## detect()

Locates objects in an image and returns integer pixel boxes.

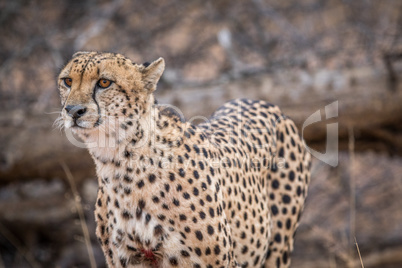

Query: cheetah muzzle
[57,51,311,268]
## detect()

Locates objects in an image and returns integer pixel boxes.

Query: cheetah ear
[72,51,91,58]
[141,57,165,92]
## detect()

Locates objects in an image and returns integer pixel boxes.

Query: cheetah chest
[110,204,166,265]
[98,178,174,265]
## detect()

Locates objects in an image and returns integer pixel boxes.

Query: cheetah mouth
[65,115,103,131]
[70,123,86,129]
[67,118,101,130]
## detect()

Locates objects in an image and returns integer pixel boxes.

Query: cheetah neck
[87,104,188,185]
[86,102,195,255]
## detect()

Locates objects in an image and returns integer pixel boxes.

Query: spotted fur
[57,52,311,268]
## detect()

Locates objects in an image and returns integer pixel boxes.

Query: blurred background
[1,0,402,267]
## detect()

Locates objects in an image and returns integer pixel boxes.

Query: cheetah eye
[97,79,112,89]
[63,78,72,87]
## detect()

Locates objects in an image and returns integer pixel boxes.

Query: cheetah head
[57,51,164,144]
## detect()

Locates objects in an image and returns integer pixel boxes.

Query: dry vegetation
[0,0,402,267]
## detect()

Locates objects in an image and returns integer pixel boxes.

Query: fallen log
[0,67,401,182]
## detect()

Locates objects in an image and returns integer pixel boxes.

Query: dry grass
[349,126,356,267]
[60,161,97,268]
[0,222,40,268]
[355,237,365,268]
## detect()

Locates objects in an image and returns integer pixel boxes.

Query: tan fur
[58,52,311,268]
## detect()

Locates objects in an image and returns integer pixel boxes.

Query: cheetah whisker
[53,116,65,131]
[44,110,63,115]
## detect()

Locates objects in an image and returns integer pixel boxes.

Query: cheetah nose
[65,104,87,119]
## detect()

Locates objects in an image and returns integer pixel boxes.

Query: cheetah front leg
[94,188,116,267]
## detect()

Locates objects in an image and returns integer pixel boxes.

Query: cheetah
[57,51,311,268]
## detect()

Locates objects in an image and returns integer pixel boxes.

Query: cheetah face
[57,52,164,139]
